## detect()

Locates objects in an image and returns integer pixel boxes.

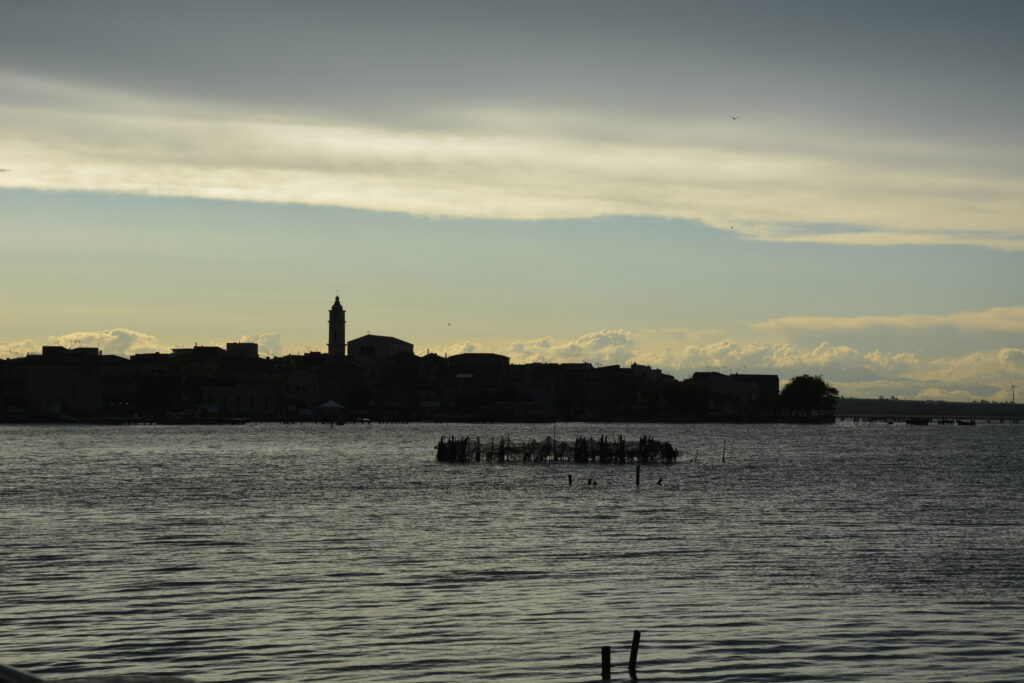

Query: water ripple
[2,422,1023,681]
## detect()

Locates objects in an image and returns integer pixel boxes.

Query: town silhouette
[1,295,841,424]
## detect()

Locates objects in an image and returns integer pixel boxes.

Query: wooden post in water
[601,646,611,679]
[628,630,641,678]
[568,474,573,486]
[635,464,640,487]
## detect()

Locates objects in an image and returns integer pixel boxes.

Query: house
[0,345,104,416]
[347,334,414,362]
[685,372,779,415]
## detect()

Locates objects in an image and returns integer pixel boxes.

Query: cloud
[999,348,1024,374]
[444,324,1024,401]
[2,71,1023,250]
[5,329,285,358]
[47,329,166,357]
[440,341,481,356]
[835,378,1004,403]
[758,306,1024,334]
[238,332,282,357]
[629,339,903,383]
[508,330,635,366]
[863,349,920,369]
[0,338,36,359]
[753,307,1024,359]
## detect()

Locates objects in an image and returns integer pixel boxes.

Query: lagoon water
[2,422,1023,681]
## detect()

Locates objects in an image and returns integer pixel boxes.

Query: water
[2,422,1023,681]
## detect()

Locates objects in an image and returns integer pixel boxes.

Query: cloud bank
[507,330,637,367]
[1,330,165,360]
[758,307,1024,334]
[2,71,1022,250]
[47,329,166,357]
[238,332,283,357]
[0,329,281,359]
[442,320,1024,402]
[0,338,36,359]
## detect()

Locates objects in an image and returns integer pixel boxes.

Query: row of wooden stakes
[435,435,678,463]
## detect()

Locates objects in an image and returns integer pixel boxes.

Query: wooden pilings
[599,630,643,679]
[629,630,642,677]
[435,435,678,463]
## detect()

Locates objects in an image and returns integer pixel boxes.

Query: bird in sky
[730,116,738,120]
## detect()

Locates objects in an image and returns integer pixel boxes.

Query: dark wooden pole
[628,630,641,677]
[635,464,640,487]
[601,646,611,679]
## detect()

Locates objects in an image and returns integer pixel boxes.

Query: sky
[2,0,1023,401]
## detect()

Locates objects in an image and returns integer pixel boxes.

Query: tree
[780,374,839,415]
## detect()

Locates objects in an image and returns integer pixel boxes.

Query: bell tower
[328,295,346,356]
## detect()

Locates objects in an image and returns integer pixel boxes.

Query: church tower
[328,295,346,356]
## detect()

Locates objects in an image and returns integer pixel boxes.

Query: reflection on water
[2,423,1023,681]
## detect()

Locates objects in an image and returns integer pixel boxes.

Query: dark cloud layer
[1,0,1021,145]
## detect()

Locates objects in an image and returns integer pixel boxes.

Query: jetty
[435,435,678,463]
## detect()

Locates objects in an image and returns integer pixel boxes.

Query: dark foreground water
[2,422,1023,682]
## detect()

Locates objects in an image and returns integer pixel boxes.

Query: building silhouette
[347,335,414,361]
[0,294,796,423]
[0,345,103,416]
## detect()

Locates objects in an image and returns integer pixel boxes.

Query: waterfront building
[0,345,103,416]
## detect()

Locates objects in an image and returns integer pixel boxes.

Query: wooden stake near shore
[629,629,642,678]
[598,630,643,679]
[435,435,678,463]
